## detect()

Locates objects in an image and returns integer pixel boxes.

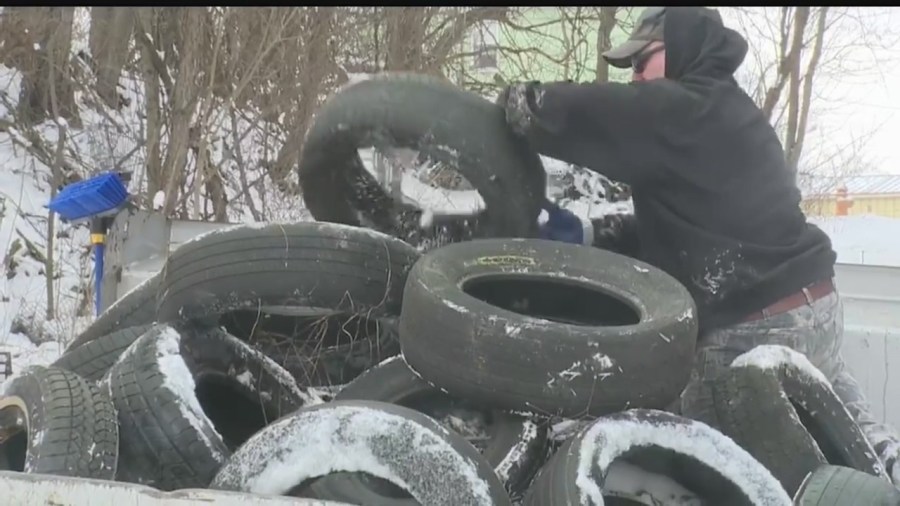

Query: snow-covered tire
[523,409,792,506]
[306,356,546,501]
[156,222,419,324]
[399,238,698,418]
[726,345,887,480]
[222,311,401,387]
[794,465,900,505]
[0,365,118,479]
[298,72,546,246]
[66,274,160,351]
[105,323,316,490]
[52,325,154,381]
[710,366,827,495]
[211,400,512,506]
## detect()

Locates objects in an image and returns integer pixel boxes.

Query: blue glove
[538,200,593,245]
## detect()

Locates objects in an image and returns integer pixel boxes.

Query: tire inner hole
[607,446,744,505]
[463,276,640,326]
[791,400,844,465]
[195,373,271,451]
[221,311,381,352]
[221,311,393,387]
[0,406,27,472]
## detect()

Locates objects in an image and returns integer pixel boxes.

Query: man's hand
[538,200,592,245]
[495,81,544,137]
[590,213,640,257]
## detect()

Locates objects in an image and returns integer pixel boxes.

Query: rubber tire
[105,323,314,490]
[399,238,699,418]
[710,366,827,496]
[523,409,792,506]
[307,356,547,502]
[794,465,900,505]
[211,399,512,506]
[66,273,160,351]
[221,312,401,387]
[52,325,154,381]
[729,345,887,481]
[156,222,420,324]
[0,365,118,479]
[298,72,546,244]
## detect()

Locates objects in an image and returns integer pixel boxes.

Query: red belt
[741,278,835,323]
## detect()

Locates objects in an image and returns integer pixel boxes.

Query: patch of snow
[212,403,500,506]
[574,410,792,506]
[494,418,540,484]
[0,339,63,386]
[730,345,830,385]
[419,208,435,229]
[549,418,591,442]
[152,190,165,210]
[310,221,400,243]
[677,308,693,323]
[154,325,227,463]
[401,171,484,215]
[235,370,253,388]
[604,460,702,505]
[549,353,617,388]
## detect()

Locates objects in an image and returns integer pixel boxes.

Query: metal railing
[0,351,11,380]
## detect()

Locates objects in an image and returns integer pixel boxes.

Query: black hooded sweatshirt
[519,7,837,333]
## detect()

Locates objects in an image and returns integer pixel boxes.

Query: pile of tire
[2,222,894,504]
[2,74,898,505]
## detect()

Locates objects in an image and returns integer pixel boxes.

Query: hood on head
[663,7,748,81]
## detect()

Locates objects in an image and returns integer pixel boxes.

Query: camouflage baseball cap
[602,7,666,69]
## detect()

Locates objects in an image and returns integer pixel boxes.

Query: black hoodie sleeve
[517,79,693,186]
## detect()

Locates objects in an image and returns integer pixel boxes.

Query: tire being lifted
[399,238,698,418]
[298,73,546,247]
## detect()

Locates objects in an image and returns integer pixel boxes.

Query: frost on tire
[729,345,887,480]
[709,366,827,496]
[0,365,118,479]
[399,238,698,418]
[105,323,316,490]
[523,409,792,506]
[211,400,512,506]
[306,356,547,501]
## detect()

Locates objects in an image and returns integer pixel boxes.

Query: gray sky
[720,7,900,176]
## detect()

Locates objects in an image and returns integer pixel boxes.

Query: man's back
[628,76,836,331]
[500,6,837,331]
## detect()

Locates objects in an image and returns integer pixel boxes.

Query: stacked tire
[4,73,899,505]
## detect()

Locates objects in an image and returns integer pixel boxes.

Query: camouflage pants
[679,289,900,474]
